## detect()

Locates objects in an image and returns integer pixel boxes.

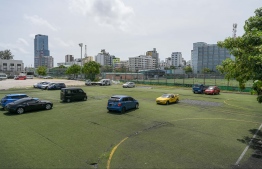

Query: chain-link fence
[104,72,253,92]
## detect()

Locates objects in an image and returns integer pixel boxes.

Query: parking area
[0,79,85,90]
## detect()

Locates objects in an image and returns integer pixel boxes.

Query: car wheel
[121,107,126,113]
[16,107,24,114]
[83,97,87,101]
[166,101,169,105]
[66,98,71,103]
[135,103,139,109]
[45,104,52,110]
[193,91,196,94]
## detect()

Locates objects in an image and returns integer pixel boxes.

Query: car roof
[111,95,129,98]
[6,94,28,96]
[62,87,82,90]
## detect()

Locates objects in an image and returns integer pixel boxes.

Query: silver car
[123,82,135,88]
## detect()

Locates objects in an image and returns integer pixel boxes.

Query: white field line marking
[235,123,262,165]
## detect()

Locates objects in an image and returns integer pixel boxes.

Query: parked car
[41,82,54,90]
[96,79,111,86]
[14,75,26,80]
[60,88,87,103]
[26,75,34,79]
[156,94,179,105]
[85,79,92,86]
[204,86,220,95]
[1,94,29,108]
[47,83,66,90]
[122,82,135,88]
[33,81,50,88]
[0,73,7,81]
[192,84,208,94]
[43,76,53,79]
[5,98,53,114]
[107,95,139,113]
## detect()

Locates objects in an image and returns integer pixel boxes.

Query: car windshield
[208,87,214,90]
[109,97,120,102]
[193,84,200,87]
[161,94,170,98]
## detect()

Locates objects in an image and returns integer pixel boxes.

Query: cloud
[68,0,134,31]
[53,38,74,47]
[0,43,29,54]
[16,38,29,46]
[24,14,59,31]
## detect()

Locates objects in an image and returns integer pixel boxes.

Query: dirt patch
[180,99,222,107]
[0,79,85,90]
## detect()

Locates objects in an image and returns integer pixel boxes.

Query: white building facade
[95,49,113,66]
[129,55,156,72]
[0,59,24,74]
[171,52,183,67]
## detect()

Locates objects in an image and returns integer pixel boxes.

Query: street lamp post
[79,43,83,79]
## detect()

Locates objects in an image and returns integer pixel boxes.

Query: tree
[184,66,193,74]
[82,61,100,80]
[202,67,211,73]
[170,65,176,69]
[217,7,262,103]
[101,65,113,72]
[0,49,14,60]
[59,65,66,68]
[36,66,47,76]
[114,65,128,72]
[66,64,81,78]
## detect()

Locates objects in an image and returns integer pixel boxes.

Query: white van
[0,73,7,81]
[26,75,34,79]
[97,79,111,86]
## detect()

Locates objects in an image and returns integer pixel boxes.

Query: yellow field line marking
[107,137,128,169]
[172,118,260,124]
[106,118,259,169]
[224,99,251,110]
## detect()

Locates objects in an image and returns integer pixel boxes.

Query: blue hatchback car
[107,95,139,113]
[1,94,29,108]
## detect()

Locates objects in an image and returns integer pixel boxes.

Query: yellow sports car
[156,94,179,105]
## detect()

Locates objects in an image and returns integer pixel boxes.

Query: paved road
[0,78,85,90]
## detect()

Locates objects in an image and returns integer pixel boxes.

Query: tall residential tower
[34,34,53,68]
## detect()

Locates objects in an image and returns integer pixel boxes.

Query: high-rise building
[65,55,74,62]
[191,42,231,74]
[146,48,159,68]
[34,34,53,68]
[95,49,113,66]
[171,52,183,67]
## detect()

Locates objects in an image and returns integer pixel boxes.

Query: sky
[1,0,262,67]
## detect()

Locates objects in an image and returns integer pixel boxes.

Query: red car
[14,75,26,80]
[204,86,220,95]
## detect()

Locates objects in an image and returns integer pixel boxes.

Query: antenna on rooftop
[232,23,237,38]
[84,45,87,58]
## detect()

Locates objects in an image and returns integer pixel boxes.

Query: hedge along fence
[102,72,253,92]
[130,80,252,92]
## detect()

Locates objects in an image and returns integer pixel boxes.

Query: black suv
[60,88,87,103]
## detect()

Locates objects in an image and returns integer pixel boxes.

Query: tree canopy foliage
[66,64,81,78]
[217,7,262,103]
[82,61,100,80]
[0,49,14,60]
[36,66,47,76]
[184,66,193,74]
